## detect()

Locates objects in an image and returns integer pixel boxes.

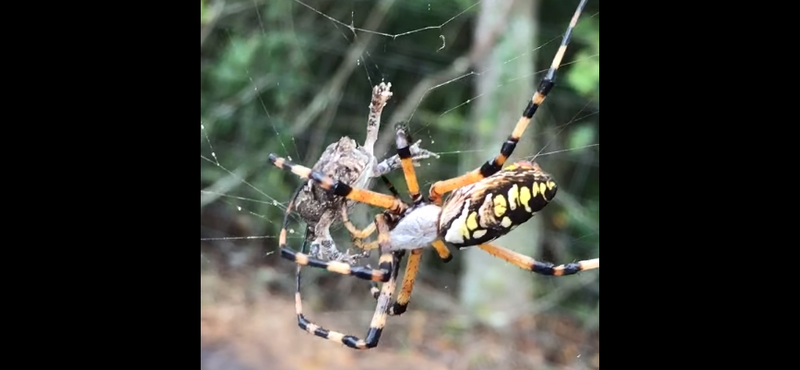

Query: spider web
[201,1,599,368]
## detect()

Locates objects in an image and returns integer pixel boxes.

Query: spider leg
[340,177,449,263]
[394,125,453,262]
[430,239,453,263]
[394,124,423,204]
[335,175,433,263]
[269,154,408,214]
[369,280,381,299]
[428,0,587,205]
[339,204,379,259]
[379,175,400,198]
[278,185,395,282]
[478,242,598,276]
[369,248,422,316]
[373,139,440,177]
[294,213,402,349]
[312,175,402,263]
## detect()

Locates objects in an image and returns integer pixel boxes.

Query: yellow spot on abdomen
[460,223,470,240]
[508,184,519,211]
[547,180,556,190]
[467,212,479,230]
[520,186,532,212]
[501,216,513,228]
[539,183,548,199]
[493,195,507,217]
[472,230,487,239]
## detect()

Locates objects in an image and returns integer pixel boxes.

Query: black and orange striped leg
[370,248,422,316]
[269,153,408,214]
[294,213,402,349]
[379,175,401,198]
[427,0,587,205]
[394,125,452,262]
[394,124,423,204]
[294,251,404,349]
[279,198,396,281]
[478,242,598,276]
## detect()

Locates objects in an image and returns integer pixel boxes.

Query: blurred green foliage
[567,18,599,98]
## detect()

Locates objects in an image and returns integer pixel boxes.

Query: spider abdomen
[439,161,557,248]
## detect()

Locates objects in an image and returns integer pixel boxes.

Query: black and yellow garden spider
[269,0,598,350]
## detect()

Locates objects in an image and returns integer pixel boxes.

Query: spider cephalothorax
[269,0,598,350]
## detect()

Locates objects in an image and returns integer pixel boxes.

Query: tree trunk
[458,0,543,329]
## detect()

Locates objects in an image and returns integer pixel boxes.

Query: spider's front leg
[428,0,586,205]
[369,247,422,316]
[270,154,408,215]
[393,124,453,262]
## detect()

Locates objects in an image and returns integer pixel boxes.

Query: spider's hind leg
[369,248,421,316]
[293,214,403,350]
[478,242,599,276]
[277,186,396,282]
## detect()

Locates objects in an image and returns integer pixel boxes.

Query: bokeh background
[201,0,599,369]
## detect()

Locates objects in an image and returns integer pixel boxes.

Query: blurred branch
[201,0,227,47]
[202,0,280,48]
[305,92,344,162]
[376,56,471,157]
[289,0,397,141]
[221,0,268,18]
[375,0,515,158]
[201,165,249,208]
[201,75,276,131]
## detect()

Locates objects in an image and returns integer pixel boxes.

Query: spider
[270,0,598,350]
